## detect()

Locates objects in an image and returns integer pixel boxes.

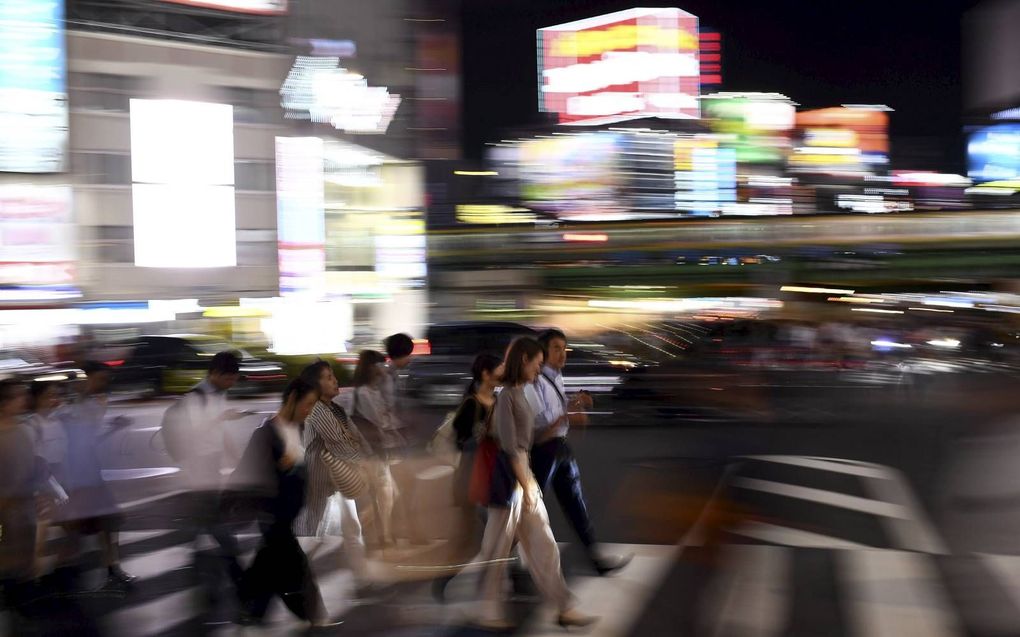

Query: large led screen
[538,7,700,125]
[130,99,236,268]
[968,124,1020,183]
[0,0,68,173]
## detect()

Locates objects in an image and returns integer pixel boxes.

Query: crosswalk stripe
[729,521,870,550]
[732,476,910,518]
[863,469,948,554]
[741,455,894,479]
[706,544,791,637]
[977,553,1020,618]
[520,543,678,636]
[103,587,202,636]
[839,550,962,637]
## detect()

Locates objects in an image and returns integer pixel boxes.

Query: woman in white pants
[298,361,373,593]
[476,337,597,630]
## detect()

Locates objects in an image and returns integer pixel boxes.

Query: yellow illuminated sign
[551,25,698,58]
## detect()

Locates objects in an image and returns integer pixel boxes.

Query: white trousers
[478,487,573,622]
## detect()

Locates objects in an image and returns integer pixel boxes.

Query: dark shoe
[594,553,634,577]
[556,609,599,630]
[108,565,138,586]
[431,575,453,603]
[307,618,344,634]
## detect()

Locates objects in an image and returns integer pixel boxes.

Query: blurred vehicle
[0,349,85,390]
[99,334,286,397]
[405,321,645,407]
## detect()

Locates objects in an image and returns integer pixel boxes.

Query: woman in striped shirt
[297,360,373,591]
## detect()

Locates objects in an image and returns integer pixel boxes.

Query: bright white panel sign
[130,99,236,268]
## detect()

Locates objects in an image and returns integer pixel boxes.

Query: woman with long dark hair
[230,377,332,628]
[474,338,597,630]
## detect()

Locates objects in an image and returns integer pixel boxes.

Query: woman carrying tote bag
[297,361,374,593]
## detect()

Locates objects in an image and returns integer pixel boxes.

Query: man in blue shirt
[531,329,631,576]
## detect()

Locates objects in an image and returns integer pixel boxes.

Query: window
[74,153,131,185]
[68,73,140,112]
[235,160,274,192]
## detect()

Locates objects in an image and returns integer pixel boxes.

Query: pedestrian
[531,328,632,576]
[381,333,415,425]
[473,337,597,630]
[164,351,247,599]
[297,360,375,595]
[55,362,136,590]
[229,377,334,628]
[430,353,504,602]
[25,381,70,579]
[0,380,38,593]
[351,350,402,548]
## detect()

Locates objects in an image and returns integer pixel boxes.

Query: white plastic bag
[316,492,344,538]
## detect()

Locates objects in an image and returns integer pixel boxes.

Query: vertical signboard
[0,0,68,173]
[538,7,700,125]
[0,185,76,299]
[276,137,326,298]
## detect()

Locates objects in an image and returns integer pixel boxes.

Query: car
[0,349,86,391]
[100,334,287,397]
[404,322,645,407]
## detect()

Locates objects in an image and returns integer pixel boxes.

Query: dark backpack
[160,389,204,463]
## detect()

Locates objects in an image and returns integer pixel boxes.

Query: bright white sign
[130,99,236,268]
[281,57,401,134]
[158,1,287,15]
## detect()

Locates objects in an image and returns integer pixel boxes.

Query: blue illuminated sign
[0,0,68,173]
[968,125,1020,183]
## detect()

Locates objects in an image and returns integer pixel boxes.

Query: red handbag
[468,436,499,506]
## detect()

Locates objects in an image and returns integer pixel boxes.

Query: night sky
[461,0,972,170]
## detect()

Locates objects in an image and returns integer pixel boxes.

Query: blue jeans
[530,438,596,557]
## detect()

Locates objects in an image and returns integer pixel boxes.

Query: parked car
[99,334,287,397]
[0,349,86,391]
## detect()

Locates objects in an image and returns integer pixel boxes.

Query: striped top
[299,399,367,535]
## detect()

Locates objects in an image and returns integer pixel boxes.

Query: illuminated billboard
[158,1,287,15]
[538,7,700,125]
[130,99,236,268]
[0,185,75,294]
[276,137,326,298]
[968,124,1020,183]
[703,93,795,164]
[0,0,68,173]
[791,106,889,174]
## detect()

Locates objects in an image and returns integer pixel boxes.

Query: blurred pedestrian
[430,353,503,602]
[381,333,415,426]
[473,337,597,630]
[229,378,333,628]
[531,328,632,576]
[162,351,247,601]
[26,381,70,579]
[351,350,402,548]
[55,362,136,591]
[0,380,38,592]
[297,360,375,594]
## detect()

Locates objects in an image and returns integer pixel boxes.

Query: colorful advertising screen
[276,136,326,298]
[0,185,76,297]
[0,0,68,173]
[703,94,795,164]
[968,124,1020,183]
[791,106,889,174]
[538,7,700,125]
[158,1,287,14]
[517,132,625,219]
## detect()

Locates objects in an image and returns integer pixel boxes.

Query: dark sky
[461,0,971,169]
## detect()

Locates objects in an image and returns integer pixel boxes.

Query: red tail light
[412,339,431,356]
[103,360,125,367]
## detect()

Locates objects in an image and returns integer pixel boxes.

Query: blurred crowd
[0,329,628,633]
